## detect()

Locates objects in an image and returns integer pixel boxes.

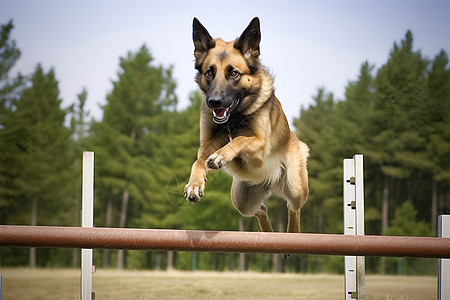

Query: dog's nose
[208,98,222,108]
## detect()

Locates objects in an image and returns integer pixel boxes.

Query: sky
[1,0,450,126]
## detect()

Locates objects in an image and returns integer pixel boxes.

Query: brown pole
[1,225,449,258]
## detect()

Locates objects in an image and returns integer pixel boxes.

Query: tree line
[0,20,449,274]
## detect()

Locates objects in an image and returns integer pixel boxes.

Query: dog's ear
[234,17,261,58]
[193,18,214,54]
[193,18,215,70]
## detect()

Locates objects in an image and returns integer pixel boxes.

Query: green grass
[0,268,437,300]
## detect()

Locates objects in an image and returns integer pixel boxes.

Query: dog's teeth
[213,109,228,119]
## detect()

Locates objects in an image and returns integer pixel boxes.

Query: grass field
[0,268,437,300]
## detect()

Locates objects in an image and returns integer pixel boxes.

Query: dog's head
[192,17,264,124]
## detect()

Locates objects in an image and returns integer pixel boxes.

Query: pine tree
[70,87,89,143]
[371,31,432,273]
[386,201,431,237]
[0,20,24,223]
[426,50,450,233]
[373,31,430,178]
[372,30,431,231]
[90,44,177,269]
[335,61,375,157]
[0,20,24,123]
[1,64,73,266]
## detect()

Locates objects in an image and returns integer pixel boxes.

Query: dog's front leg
[184,158,207,203]
[207,136,265,169]
[184,141,220,203]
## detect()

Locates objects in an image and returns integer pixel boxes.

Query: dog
[184,17,309,233]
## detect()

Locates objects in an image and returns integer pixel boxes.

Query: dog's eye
[205,70,213,78]
[230,70,239,78]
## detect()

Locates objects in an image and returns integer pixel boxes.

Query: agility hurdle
[1,153,450,300]
[1,225,450,257]
[81,152,94,300]
[439,215,450,300]
[344,155,365,299]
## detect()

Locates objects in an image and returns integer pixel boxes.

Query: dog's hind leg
[287,207,301,233]
[284,181,307,233]
[274,169,307,233]
[284,138,309,233]
[255,204,274,232]
[231,179,273,232]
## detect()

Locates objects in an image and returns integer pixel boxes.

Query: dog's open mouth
[212,98,240,124]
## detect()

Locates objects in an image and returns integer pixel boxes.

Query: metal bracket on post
[438,215,450,300]
[344,154,365,300]
[81,152,94,300]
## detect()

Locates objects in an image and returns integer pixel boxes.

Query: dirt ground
[0,268,437,300]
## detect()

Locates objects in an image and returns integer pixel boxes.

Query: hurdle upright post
[438,215,450,300]
[344,154,365,300]
[81,151,94,300]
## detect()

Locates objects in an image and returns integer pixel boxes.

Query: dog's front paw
[184,181,205,203]
[206,152,226,169]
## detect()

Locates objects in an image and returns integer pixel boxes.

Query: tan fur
[185,18,309,233]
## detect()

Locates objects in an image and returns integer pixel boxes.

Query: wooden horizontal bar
[1,226,449,258]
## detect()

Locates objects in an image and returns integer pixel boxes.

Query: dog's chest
[225,152,285,186]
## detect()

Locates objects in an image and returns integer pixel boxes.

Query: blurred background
[0,0,449,275]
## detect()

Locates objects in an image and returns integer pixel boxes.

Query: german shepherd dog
[184,17,309,233]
